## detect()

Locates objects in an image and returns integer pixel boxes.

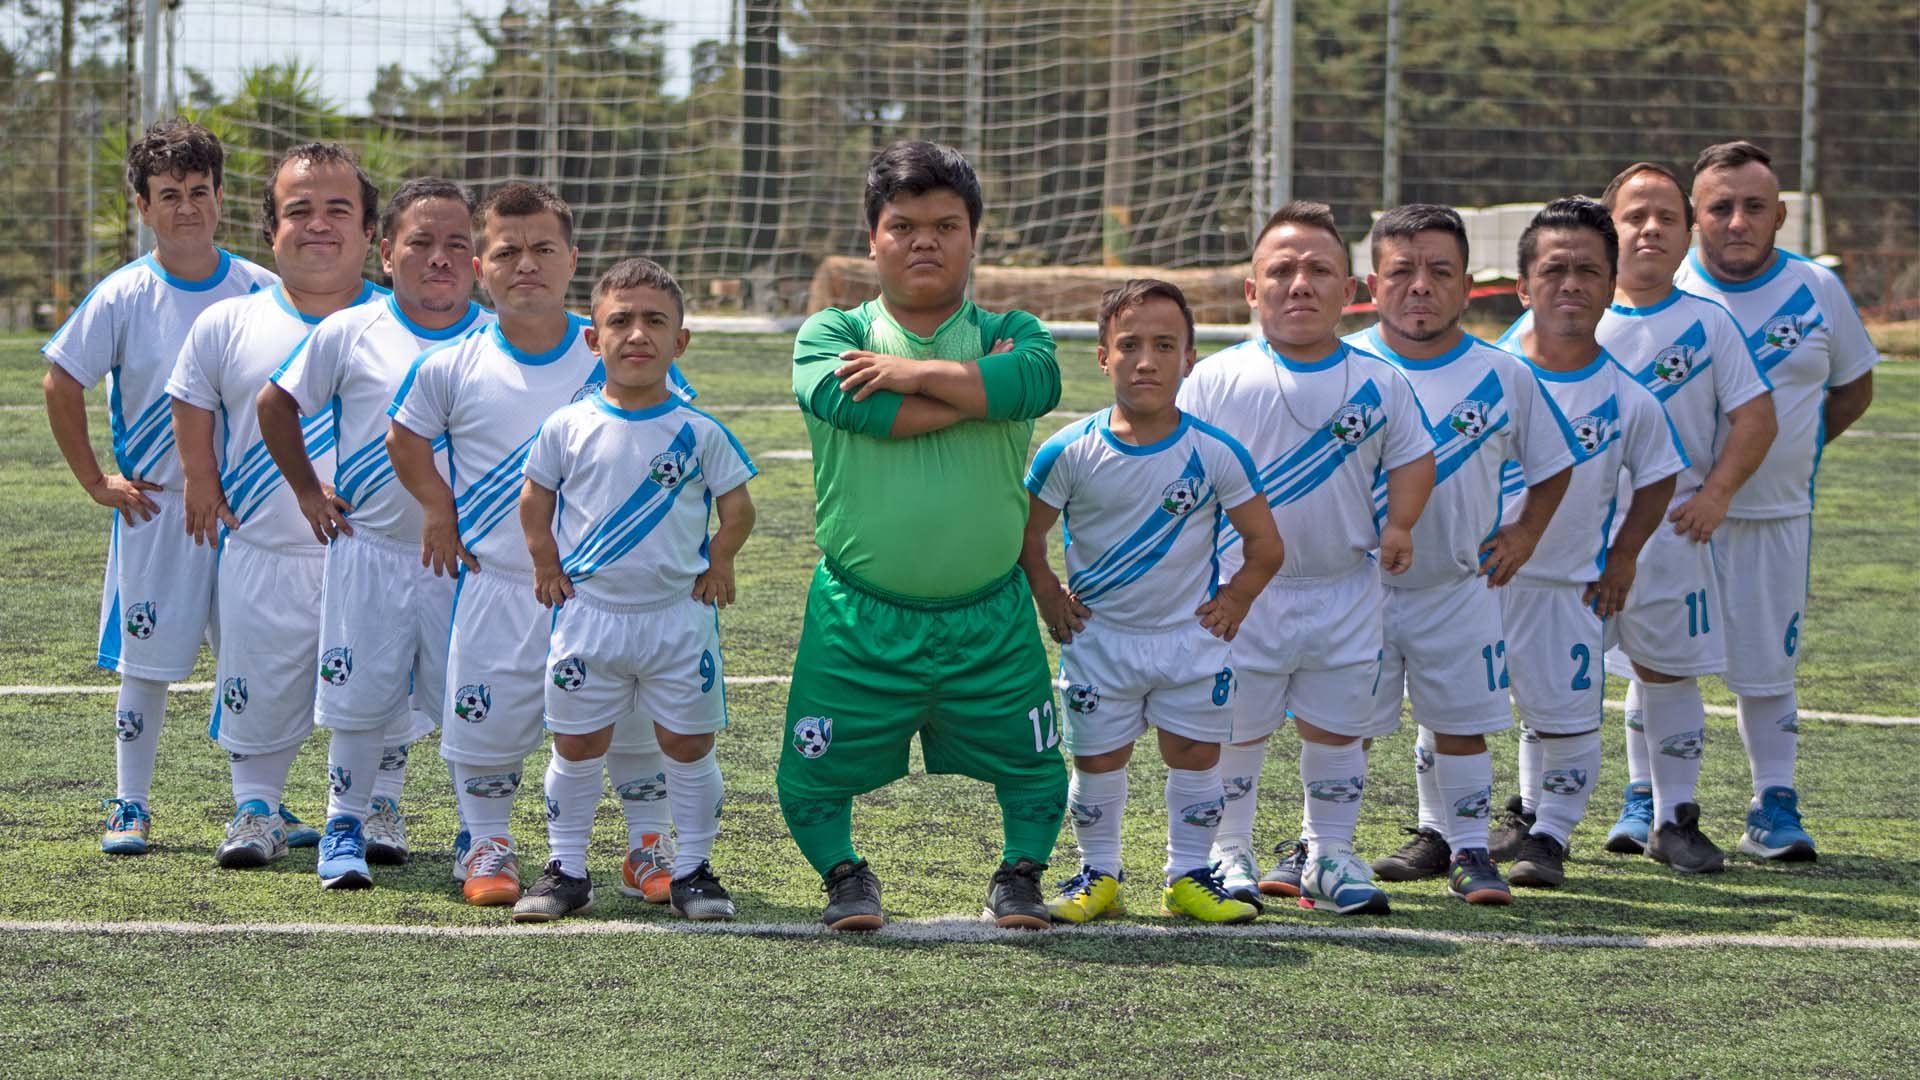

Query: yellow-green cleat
[1162,866,1260,924]
[1046,865,1124,924]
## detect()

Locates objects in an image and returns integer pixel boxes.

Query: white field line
[2,677,1914,726]
[0,915,1913,951]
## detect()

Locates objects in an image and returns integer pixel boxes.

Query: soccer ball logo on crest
[115,709,143,742]
[124,601,157,640]
[1180,798,1225,829]
[617,773,668,802]
[221,676,248,715]
[1159,478,1203,516]
[1653,346,1694,386]
[1308,776,1364,803]
[545,795,560,823]
[1064,683,1100,715]
[1328,403,1374,445]
[1660,729,1704,759]
[1543,768,1588,795]
[1763,315,1802,351]
[1453,786,1491,819]
[570,380,605,403]
[329,764,351,798]
[1068,800,1103,827]
[1448,400,1491,439]
[454,683,492,723]
[793,715,833,759]
[319,646,353,687]
[1570,413,1614,456]
[551,656,588,692]
[464,771,520,798]
[649,451,690,489]
[1414,744,1435,775]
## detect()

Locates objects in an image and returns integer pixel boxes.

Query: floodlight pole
[1381,0,1402,209]
[1799,0,1820,254]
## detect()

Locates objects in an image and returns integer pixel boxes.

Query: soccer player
[1020,279,1283,926]
[42,120,276,855]
[1671,141,1877,862]
[165,142,384,869]
[1488,197,1686,888]
[388,184,692,908]
[1341,205,1578,905]
[516,258,757,923]
[1176,201,1435,916]
[778,141,1066,932]
[257,178,491,888]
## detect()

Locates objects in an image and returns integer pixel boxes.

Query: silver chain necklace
[1267,339,1353,438]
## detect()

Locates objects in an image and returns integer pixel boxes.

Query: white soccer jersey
[1494,345,1688,586]
[1344,327,1579,590]
[272,295,493,542]
[165,282,383,550]
[1176,339,1434,581]
[1675,250,1879,518]
[42,250,276,490]
[1024,408,1262,630]
[522,392,756,607]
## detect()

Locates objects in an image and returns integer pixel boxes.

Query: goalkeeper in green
[780,141,1066,931]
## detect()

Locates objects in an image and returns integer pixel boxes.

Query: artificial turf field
[2,327,1917,1078]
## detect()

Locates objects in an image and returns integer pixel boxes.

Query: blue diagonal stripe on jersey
[1631,320,1713,402]
[1499,460,1526,498]
[335,432,398,508]
[228,413,336,523]
[454,433,539,551]
[1068,448,1210,604]
[1427,369,1510,488]
[114,394,175,475]
[1746,285,1823,375]
[559,424,703,583]
[1218,380,1384,555]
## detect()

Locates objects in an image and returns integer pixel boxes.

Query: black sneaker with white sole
[1373,826,1452,882]
[511,861,595,922]
[669,860,738,921]
[1647,802,1726,874]
[1487,795,1536,862]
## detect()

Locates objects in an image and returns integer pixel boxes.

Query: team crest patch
[545,795,560,823]
[1064,683,1100,715]
[1660,729,1705,759]
[1067,800,1103,827]
[1414,744,1435,774]
[1159,477,1203,516]
[1448,400,1491,438]
[1763,315,1803,351]
[1453,786,1491,819]
[380,746,409,771]
[465,772,520,798]
[1779,712,1800,734]
[1307,776,1364,803]
[570,380,605,404]
[649,450,690,489]
[1222,774,1255,801]
[453,684,492,723]
[1543,768,1588,795]
[1180,798,1225,828]
[124,601,157,640]
[319,646,353,687]
[329,765,351,798]
[1570,413,1615,455]
[793,715,833,759]
[115,710,143,742]
[1653,345,1695,385]
[617,773,668,802]
[551,656,588,692]
[1328,403,1375,445]
[221,677,248,715]
[1625,708,1645,732]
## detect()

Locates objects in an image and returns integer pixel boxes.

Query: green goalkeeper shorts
[776,557,1065,800]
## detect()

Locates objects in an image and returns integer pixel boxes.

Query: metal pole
[1799,0,1820,254]
[124,0,137,259]
[1251,4,1269,221]
[1270,0,1292,208]
[1101,7,1136,266]
[165,0,178,114]
[543,0,560,186]
[1382,0,1401,209]
[141,0,159,129]
[963,0,984,164]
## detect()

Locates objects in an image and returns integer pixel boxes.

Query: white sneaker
[1300,845,1391,915]
[364,796,411,865]
[1209,840,1266,908]
[216,799,288,869]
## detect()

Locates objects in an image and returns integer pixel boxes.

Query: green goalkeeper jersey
[792,298,1061,600]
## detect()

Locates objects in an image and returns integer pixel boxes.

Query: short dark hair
[126,119,224,202]
[476,182,574,247]
[381,177,474,241]
[863,141,984,233]
[261,142,378,245]
[1601,162,1693,230]
[1693,140,1773,178]
[1517,196,1619,280]
[1097,278,1196,350]
[1368,203,1469,268]
[1252,200,1347,264]
[590,257,686,321]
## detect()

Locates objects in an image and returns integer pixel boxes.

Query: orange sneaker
[620,832,676,904]
[460,836,522,906]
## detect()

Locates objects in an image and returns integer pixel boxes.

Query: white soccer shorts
[312,528,450,744]
[208,536,323,755]
[544,594,726,740]
[1231,561,1386,741]
[1366,573,1515,738]
[1499,580,1606,735]
[94,491,217,682]
[1711,514,1811,696]
[1603,522,1725,680]
[439,567,553,766]
[1056,618,1236,757]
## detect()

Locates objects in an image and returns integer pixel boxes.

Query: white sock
[1623,679,1651,785]
[1214,740,1269,848]
[1737,691,1799,797]
[543,752,605,878]
[453,760,522,846]
[606,748,671,848]
[1413,726,1444,835]
[448,756,468,833]
[1641,678,1707,826]
[324,726,385,822]
[1434,749,1493,852]
[1164,765,1223,881]
[1517,727,1545,814]
[1530,730,1602,846]
[663,750,724,877]
[1067,766,1128,878]
[1299,739,1367,860]
[373,723,422,802]
[113,675,168,807]
[229,742,302,810]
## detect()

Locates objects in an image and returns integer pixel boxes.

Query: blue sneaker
[317,815,373,889]
[1739,786,1817,862]
[451,829,474,882]
[277,805,321,848]
[1300,848,1391,915]
[101,798,151,855]
[1604,782,1653,854]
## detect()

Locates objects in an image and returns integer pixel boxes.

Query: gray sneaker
[669,861,737,921]
[984,858,1052,930]
[1373,826,1452,881]
[1259,838,1308,897]
[363,795,411,865]
[1647,802,1726,874]
[1487,795,1535,862]
[1508,832,1567,888]
[216,799,288,869]
[511,861,595,922]
[821,859,884,931]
